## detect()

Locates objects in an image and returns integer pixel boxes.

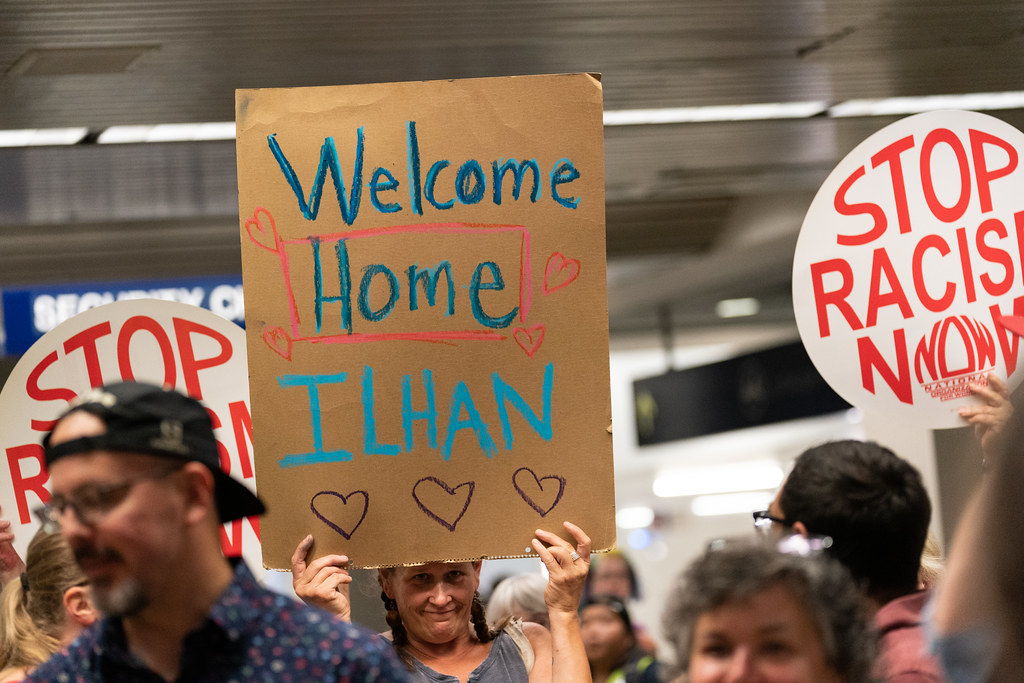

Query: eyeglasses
[752,509,790,532]
[34,464,182,533]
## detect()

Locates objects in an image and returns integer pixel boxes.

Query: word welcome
[269,121,581,225]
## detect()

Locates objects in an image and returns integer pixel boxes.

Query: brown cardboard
[236,74,614,568]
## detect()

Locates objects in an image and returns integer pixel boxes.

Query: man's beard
[74,546,149,617]
[91,576,149,617]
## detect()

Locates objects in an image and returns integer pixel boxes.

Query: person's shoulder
[876,590,931,631]
[26,648,94,682]
[312,615,410,680]
[249,592,408,677]
[520,619,550,644]
[257,589,379,640]
[25,623,103,681]
[520,619,551,665]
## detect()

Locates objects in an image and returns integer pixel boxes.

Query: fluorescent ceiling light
[653,460,784,498]
[7,89,1024,150]
[691,490,775,517]
[829,91,1024,118]
[0,127,88,147]
[616,505,655,529]
[603,101,827,126]
[96,125,154,144]
[604,90,1024,126]
[98,121,236,144]
[715,297,760,319]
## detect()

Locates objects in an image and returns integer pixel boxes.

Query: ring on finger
[569,550,581,562]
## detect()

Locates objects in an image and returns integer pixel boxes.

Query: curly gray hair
[661,539,876,683]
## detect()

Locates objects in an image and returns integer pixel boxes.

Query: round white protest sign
[794,110,1024,428]
[0,300,263,576]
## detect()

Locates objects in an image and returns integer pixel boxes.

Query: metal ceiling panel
[4,0,1024,335]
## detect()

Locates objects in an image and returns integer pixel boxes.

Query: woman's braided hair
[470,590,494,643]
[381,591,414,669]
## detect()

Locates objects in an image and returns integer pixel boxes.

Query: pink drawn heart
[543,252,581,294]
[245,207,282,254]
[412,476,475,532]
[513,324,545,358]
[512,467,566,517]
[310,490,369,540]
[262,325,293,361]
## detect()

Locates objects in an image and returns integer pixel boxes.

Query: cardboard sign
[0,300,262,575]
[794,110,1024,427]
[236,74,614,568]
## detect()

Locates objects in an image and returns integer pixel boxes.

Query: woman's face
[687,583,841,683]
[580,604,633,667]
[382,561,482,645]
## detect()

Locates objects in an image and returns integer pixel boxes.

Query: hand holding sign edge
[291,534,353,621]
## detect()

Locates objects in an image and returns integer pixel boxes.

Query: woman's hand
[532,521,591,615]
[530,521,594,683]
[959,373,1013,458]
[291,534,353,621]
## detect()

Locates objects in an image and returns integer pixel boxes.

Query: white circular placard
[794,110,1024,428]
[0,300,263,576]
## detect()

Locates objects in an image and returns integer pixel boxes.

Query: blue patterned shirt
[27,560,409,682]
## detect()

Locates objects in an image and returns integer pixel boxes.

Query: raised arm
[528,521,593,683]
[932,376,1012,642]
[291,534,353,621]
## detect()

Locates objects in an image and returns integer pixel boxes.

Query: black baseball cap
[43,381,265,523]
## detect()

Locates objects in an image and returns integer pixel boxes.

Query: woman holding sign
[292,521,592,682]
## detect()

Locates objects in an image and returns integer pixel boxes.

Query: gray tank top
[407,621,532,683]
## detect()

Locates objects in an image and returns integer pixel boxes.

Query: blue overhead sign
[1,275,245,356]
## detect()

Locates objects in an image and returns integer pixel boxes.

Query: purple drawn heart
[310,490,369,540]
[513,467,566,517]
[412,476,475,532]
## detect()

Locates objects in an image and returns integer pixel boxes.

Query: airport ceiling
[4,1,1024,338]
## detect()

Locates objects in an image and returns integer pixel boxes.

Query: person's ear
[792,521,810,538]
[179,462,217,524]
[471,560,483,588]
[63,585,98,626]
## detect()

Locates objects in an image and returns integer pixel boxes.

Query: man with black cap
[27,381,408,682]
